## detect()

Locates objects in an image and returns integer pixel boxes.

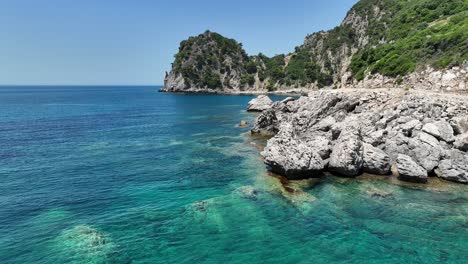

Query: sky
[0,0,359,85]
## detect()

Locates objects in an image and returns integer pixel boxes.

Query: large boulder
[383,132,411,163]
[408,132,443,172]
[251,109,278,136]
[396,154,428,183]
[435,150,468,184]
[362,143,391,175]
[450,116,468,135]
[262,135,326,180]
[454,133,468,152]
[400,119,422,137]
[422,121,455,143]
[328,126,364,176]
[363,129,387,146]
[247,95,273,112]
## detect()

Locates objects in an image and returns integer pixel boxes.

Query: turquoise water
[0,86,466,264]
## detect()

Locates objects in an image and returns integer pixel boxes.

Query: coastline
[159,87,307,96]
[159,86,468,97]
[246,88,468,184]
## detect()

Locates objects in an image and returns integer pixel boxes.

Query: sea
[0,86,466,263]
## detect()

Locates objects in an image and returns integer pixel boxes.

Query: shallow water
[0,86,466,264]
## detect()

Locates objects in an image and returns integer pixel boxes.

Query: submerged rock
[239,120,248,127]
[51,225,119,263]
[247,95,273,112]
[366,188,393,198]
[235,186,259,199]
[192,200,209,212]
[396,154,428,183]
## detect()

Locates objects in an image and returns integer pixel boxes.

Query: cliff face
[300,0,393,86]
[164,0,468,92]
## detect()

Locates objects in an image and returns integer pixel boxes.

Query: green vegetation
[260,54,286,81]
[201,71,222,89]
[245,60,258,74]
[172,30,249,89]
[240,74,255,86]
[351,0,468,79]
[266,81,276,91]
[285,49,333,87]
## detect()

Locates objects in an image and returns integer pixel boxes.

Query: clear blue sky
[0,0,358,85]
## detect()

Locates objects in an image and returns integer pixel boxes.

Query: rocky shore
[248,89,468,184]
[159,87,307,97]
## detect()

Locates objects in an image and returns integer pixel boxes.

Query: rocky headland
[162,0,467,94]
[248,90,468,184]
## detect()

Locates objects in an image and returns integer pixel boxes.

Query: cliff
[164,0,467,93]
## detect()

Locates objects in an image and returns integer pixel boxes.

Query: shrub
[240,74,255,86]
[201,71,222,89]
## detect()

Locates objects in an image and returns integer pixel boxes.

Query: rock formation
[249,90,468,184]
[396,154,428,183]
[247,95,273,112]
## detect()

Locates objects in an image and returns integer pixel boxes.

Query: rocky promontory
[248,90,468,184]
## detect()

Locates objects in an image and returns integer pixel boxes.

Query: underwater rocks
[365,188,393,198]
[247,95,273,112]
[250,90,468,184]
[234,185,259,199]
[51,225,120,263]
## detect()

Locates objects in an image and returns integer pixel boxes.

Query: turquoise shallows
[0,86,466,264]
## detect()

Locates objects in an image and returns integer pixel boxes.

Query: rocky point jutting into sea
[247,90,468,184]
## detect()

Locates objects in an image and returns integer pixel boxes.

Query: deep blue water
[0,86,466,264]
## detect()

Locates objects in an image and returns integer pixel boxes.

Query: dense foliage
[351,0,468,80]
[172,31,249,89]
